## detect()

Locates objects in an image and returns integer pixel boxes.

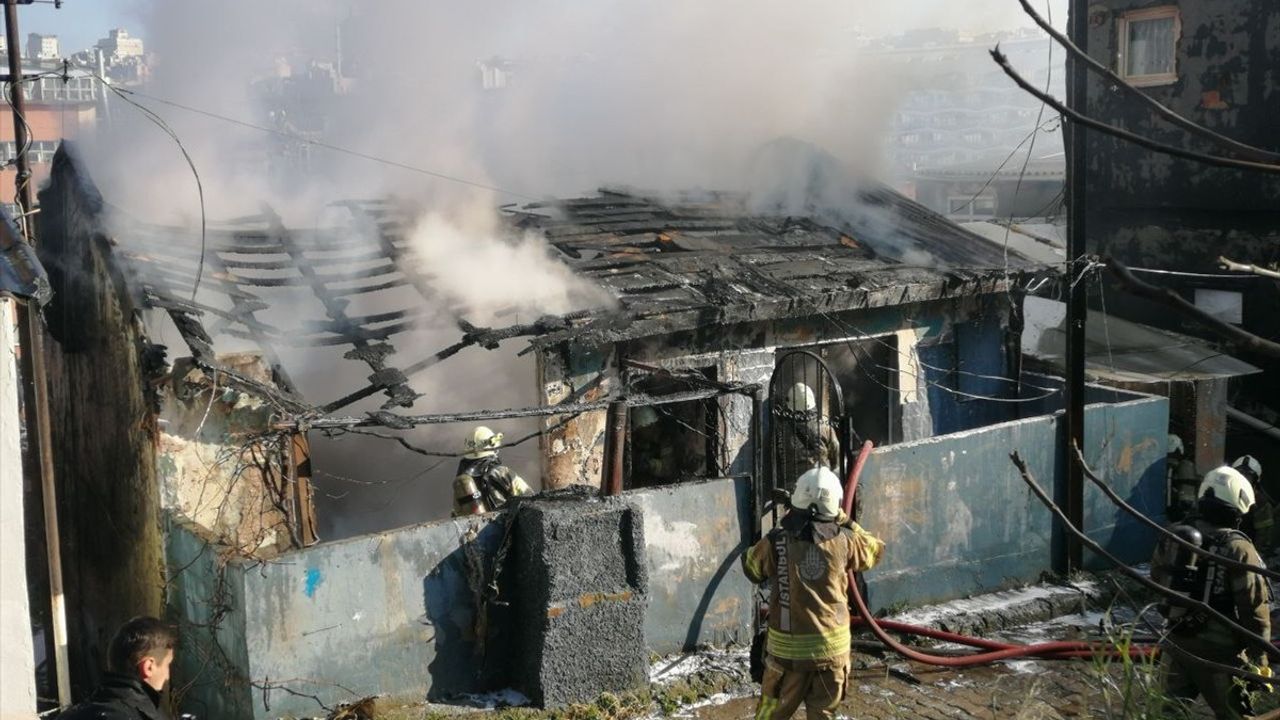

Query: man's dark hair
[107,617,177,673]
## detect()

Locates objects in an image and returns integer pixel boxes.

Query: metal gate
[768,349,848,499]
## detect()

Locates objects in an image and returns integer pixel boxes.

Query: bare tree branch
[1016,0,1280,164]
[990,48,1280,175]
[1107,257,1280,359]
[1009,451,1280,663]
[1220,256,1280,281]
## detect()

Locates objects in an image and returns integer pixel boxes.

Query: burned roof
[40,147,1049,418]
[506,189,1047,349]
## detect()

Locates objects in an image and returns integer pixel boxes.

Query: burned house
[1081,2,1280,472]
[27,146,1170,718]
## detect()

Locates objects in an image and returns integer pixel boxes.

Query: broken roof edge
[526,267,1035,352]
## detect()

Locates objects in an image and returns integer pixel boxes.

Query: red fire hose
[842,440,1157,664]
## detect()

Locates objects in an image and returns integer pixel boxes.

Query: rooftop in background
[959,219,1065,265]
[1022,296,1261,383]
[915,153,1066,181]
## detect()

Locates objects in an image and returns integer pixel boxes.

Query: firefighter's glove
[1246,658,1273,693]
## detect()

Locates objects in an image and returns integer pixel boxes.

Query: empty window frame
[948,194,996,218]
[624,370,718,489]
[1118,7,1180,87]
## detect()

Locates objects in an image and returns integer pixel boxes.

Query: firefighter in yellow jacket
[452,426,532,516]
[743,466,885,720]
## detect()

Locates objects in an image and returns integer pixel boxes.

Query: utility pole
[4,0,71,707]
[1063,0,1089,573]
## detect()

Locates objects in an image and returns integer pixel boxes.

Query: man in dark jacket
[60,617,176,720]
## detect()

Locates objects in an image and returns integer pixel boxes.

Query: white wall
[0,299,36,720]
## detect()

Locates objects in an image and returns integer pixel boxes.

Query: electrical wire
[1127,267,1261,280]
[1016,0,1280,164]
[81,75,540,202]
[81,70,209,300]
[947,116,1061,215]
[991,47,1280,176]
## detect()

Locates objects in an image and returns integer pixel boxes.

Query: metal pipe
[604,401,627,496]
[5,2,71,707]
[750,387,764,544]
[1062,0,1089,574]
[1227,406,1280,443]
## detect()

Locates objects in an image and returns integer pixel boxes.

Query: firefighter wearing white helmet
[1166,433,1199,521]
[1160,465,1273,719]
[778,383,841,490]
[452,426,532,516]
[1233,455,1276,557]
[742,466,885,720]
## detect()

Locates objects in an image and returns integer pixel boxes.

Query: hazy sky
[16,0,1069,58]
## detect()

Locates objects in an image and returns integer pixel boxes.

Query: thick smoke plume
[77,0,1062,537]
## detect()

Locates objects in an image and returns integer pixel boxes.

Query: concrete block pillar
[0,299,37,720]
[511,493,648,707]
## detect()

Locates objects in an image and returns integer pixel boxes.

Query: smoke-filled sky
[27,0,1070,57]
[48,0,1068,537]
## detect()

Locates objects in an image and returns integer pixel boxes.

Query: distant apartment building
[96,28,144,62]
[0,66,99,214]
[866,29,1064,176]
[25,34,58,61]
[478,56,514,90]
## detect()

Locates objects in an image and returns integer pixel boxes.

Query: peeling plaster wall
[861,392,1168,610]
[630,477,755,655]
[538,343,618,489]
[540,294,1020,488]
[165,477,757,719]
[156,356,293,555]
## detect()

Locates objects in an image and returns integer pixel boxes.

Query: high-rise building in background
[95,28,144,62]
[25,34,58,61]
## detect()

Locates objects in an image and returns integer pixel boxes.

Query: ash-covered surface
[511,493,650,707]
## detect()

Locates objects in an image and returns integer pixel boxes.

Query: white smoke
[69,0,1064,535]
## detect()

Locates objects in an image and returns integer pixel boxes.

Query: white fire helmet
[1232,455,1263,482]
[1198,466,1256,515]
[1167,434,1185,456]
[791,466,843,518]
[464,426,503,459]
[788,383,817,413]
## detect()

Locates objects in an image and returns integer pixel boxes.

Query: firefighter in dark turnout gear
[59,617,177,720]
[1160,466,1273,720]
[743,467,884,720]
[452,426,531,516]
[1234,455,1275,558]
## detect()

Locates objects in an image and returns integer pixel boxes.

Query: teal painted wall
[860,393,1168,610]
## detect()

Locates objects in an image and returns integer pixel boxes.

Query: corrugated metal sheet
[1023,296,1261,382]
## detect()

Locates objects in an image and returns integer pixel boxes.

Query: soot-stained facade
[1081,2,1280,405]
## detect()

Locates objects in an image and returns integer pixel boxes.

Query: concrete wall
[630,478,755,655]
[168,512,505,720]
[157,356,296,555]
[861,392,1168,610]
[167,477,761,719]
[542,294,1018,492]
[1,298,36,720]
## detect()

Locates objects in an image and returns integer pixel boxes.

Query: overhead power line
[990,48,1280,176]
[1016,0,1280,164]
[89,78,541,201]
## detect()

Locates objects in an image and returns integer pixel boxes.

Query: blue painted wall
[859,393,1168,610]
[629,477,756,655]
[166,478,760,720]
